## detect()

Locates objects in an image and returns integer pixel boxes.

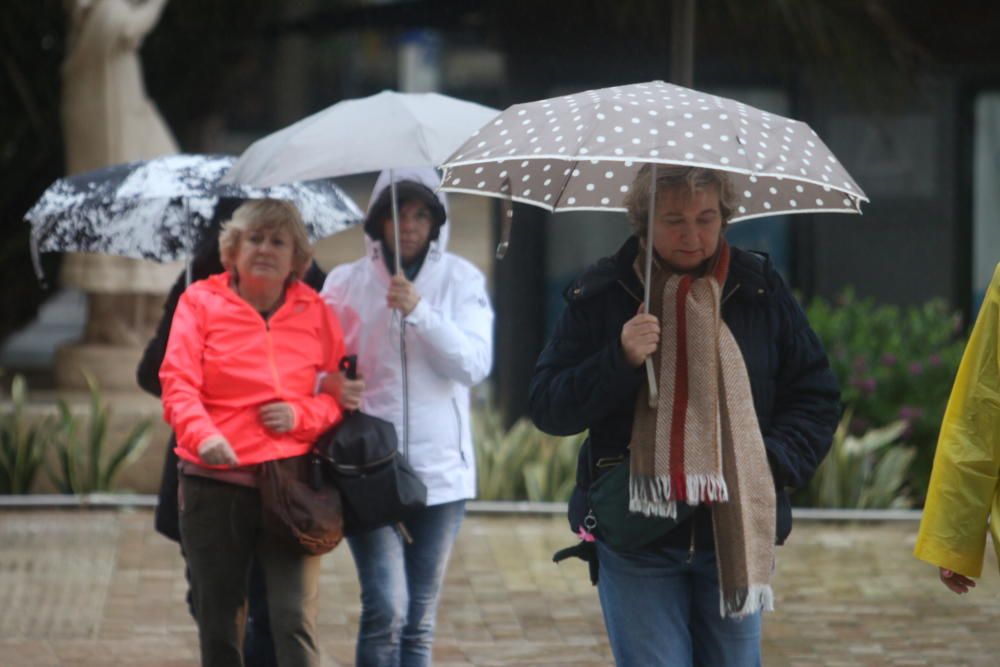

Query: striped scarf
[628,239,776,618]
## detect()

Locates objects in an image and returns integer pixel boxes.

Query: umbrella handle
[645,357,658,409]
[29,232,47,287]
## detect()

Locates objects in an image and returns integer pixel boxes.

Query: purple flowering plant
[804,289,967,502]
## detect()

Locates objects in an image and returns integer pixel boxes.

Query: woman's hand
[387,275,421,315]
[260,402,295,433]
[320,371,366,411]
[939,568,976,594]
[197,435,239,466]
[620,305,661,368]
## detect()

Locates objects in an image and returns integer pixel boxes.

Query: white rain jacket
[320,167,494,505]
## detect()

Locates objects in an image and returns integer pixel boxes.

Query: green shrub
[805,289,966,501]
[797,410,915,509]
[0,374,59,494]
[48,372,153,494]
[473,408,582,502]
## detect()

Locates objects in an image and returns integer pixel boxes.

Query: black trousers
[179,474,322,667]
[157,440,277,666]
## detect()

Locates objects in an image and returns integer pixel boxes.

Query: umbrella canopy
[440,80,867,220]
[222,90,500,187]
[26,154,364,276]
[439,79,868,406]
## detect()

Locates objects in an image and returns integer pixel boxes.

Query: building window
[973,92,1000,313]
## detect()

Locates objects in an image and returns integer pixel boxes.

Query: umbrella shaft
[390,169,401,275]
[644,163,658,406]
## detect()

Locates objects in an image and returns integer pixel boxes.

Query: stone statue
[59,0,181,388]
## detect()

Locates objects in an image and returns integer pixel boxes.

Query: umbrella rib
[441,82,867,215]
[445,154,865,200]
[550,159,578,209]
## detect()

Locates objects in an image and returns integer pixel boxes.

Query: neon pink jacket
[160,272,344,467]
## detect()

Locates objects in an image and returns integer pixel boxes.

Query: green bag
[584,456,693,551]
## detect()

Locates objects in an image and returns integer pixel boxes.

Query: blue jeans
[347,500,466,667]
[596,542,762,667]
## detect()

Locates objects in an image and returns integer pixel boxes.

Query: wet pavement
[1,509,998,666]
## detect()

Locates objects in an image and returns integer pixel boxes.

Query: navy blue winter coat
[529,236,840,551]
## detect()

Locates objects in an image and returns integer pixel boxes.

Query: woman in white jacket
[321,167,493,667]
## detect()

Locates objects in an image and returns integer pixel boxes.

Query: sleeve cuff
[314,371,329,396]
[607,338,644,390]
[403,298,430,327]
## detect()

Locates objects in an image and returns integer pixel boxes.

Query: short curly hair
[624,165,736,237]
[218,199,312,280]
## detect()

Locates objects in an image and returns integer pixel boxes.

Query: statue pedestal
[54,342,146,391]
[54,255,179,392]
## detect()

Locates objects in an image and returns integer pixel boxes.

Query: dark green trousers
[180,474,322,667]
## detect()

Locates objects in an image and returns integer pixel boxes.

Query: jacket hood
[362,166,450,260]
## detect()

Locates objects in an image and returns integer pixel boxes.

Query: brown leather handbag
[258,452,344,556]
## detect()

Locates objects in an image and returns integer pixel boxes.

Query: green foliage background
[805,290,968,502]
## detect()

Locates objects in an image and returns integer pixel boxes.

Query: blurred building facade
[236,1,995,423]
[7,1,999,424]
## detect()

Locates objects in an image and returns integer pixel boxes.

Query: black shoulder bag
[314,355,427,537]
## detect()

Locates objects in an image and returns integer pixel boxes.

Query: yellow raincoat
[914,264,1000,577]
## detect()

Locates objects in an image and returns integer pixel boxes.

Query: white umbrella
[440,80,869,404]
[223,91,499,272]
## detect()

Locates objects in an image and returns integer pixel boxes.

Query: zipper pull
[686,513,696,564]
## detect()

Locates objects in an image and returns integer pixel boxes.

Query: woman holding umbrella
[320,167,494,667]
[529,165,840,666]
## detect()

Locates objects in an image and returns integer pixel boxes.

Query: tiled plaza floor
[1,509,998,666]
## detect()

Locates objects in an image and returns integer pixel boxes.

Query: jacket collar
[202,271,314,310]
[565,235,773,305]
[365,236,445,288]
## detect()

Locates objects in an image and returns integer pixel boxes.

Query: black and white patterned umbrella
[440,80,868,220]
[25,154,363,277]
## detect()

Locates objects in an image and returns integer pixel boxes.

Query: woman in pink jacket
[160,199,345,667]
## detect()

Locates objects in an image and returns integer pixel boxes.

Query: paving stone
[4,511,1000,665]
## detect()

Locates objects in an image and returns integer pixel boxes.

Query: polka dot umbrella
[441,80,866,220]
[439,79,868,403]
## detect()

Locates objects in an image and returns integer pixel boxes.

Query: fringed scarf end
[671,471,687,501]
[685,473,729,504]
[721,585,774,619]
[629,473,729,514]
[629,475,678,518]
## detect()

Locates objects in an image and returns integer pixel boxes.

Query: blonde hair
[624,165,736,237]
[218,200,312,280]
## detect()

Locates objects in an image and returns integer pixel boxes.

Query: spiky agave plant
[49,371,153,494]
[805,409,915,509]
[0,374,59,494]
